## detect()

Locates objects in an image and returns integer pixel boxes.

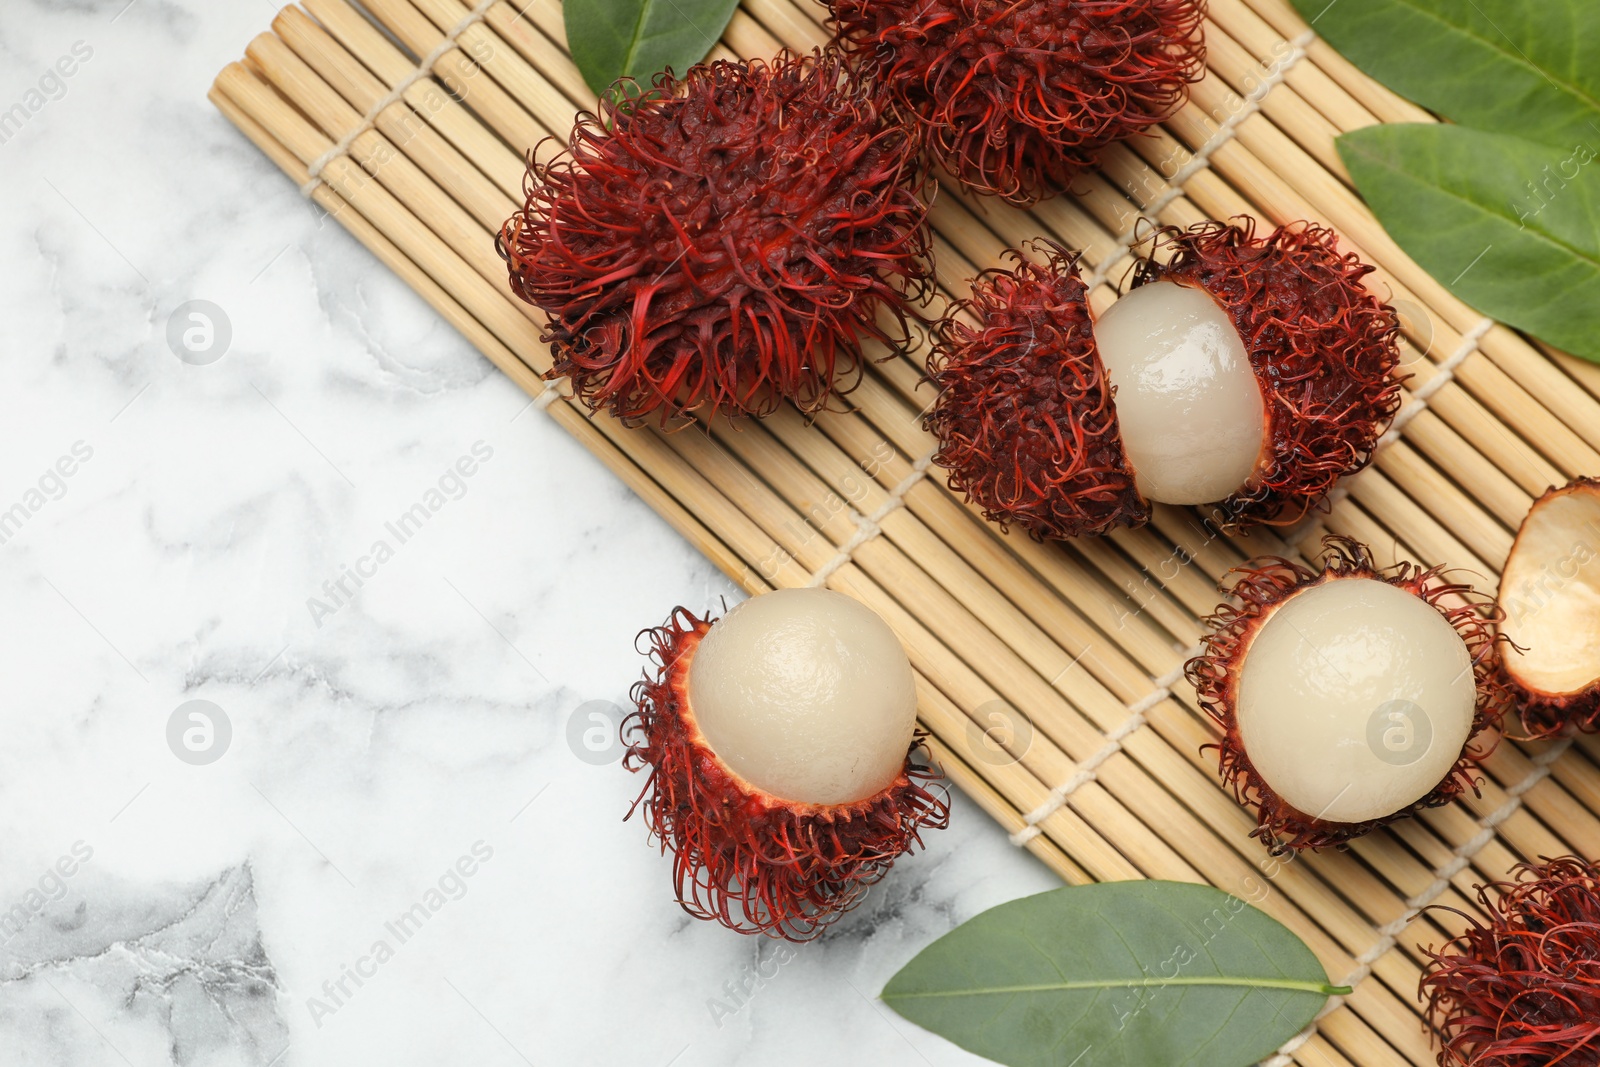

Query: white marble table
[0,2,1059,1064]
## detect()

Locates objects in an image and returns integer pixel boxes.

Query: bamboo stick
[206,75,751,594]
[710,364,1472,1062]
[1239,0,1455,128]
[432,0,1504,675]
[735,0,1568,598]
[1172,14,1600,468]
[301,0,526,199]
[273,7,518,227]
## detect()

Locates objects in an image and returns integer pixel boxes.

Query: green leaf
[563,0,740,97]
[1284,0,1600,360]
[1288,0,1600,149]
[1339,124,1600,361]
[881,882,1347,1067]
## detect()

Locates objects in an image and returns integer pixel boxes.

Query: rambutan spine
[925,241,1148,541]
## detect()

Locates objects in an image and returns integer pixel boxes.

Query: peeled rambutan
[1187,537,1508,852]
[1420,856,1600,1066]
[1497,477,1600,738]
[925,220,1402,539]
[621,589,949,939]
[500,52,934,426]
[827,0,1206,204]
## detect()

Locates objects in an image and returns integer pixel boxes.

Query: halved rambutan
[1420,856,1600,1066]
[500,51,934,426]
[622,590,949,939]
[925,220,1402,539]
[1497,477,1600,738]
[1187,537,1508,852]
[827,0,1206,204]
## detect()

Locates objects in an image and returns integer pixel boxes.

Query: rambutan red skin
[827,0,1206,205]
[1139,219,1404,528]
[1187,537,1509,853]
[1503,476,1600,740]
[621,608,950,940]
[926,243,1147,540]
[1516,680,1600,740]
[500,52,934,426]
[1421,856,1600,1066]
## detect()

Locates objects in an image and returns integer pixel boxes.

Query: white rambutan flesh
[1235,577,1477,825]
[1499,483,1600,697]
[1091,279,1266,505]
[687,587,918,806]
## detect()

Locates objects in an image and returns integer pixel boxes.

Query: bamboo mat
[211,2,1600,1063]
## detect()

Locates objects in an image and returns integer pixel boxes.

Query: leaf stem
[619,0,654,79]
[884,977,1352,1001]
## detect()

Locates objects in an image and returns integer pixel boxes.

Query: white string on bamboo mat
[530,383,566,413]
[1256,737,1573,1067]
[1082,29,1317,294]
[300,0,499,198]
[1009,652,1201,846]
[807,451,934,588]
[1293,315,1497,534]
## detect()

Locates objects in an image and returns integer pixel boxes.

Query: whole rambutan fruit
[925,220,1402,539]
[500,52,934,426]
[1420,856,1600,1066]
[827,0,1206,204]
[1187,537,1508,852]
[622,589,949,939]
[1496,477,1600,739]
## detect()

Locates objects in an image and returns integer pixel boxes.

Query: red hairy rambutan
[925,220,1402,539]
[622,594,949,939]
[1421,856,1600,1066]
[926,242,1148,540]
[1187,537,1508,852]
[500,52,934,426]
[827,0,1206,204]
[1496,477,1600,739]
